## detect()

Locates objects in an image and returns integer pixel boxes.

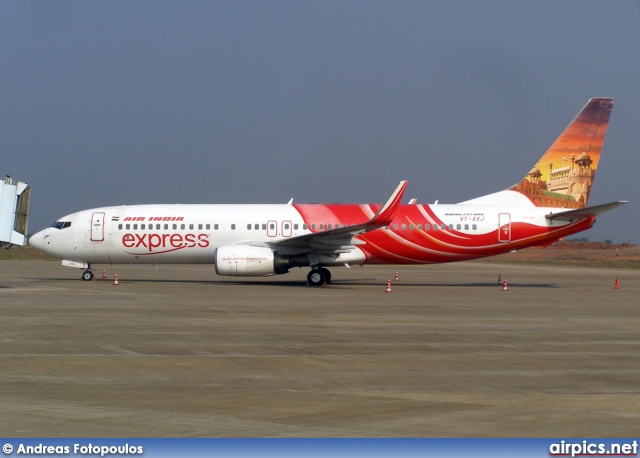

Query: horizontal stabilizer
[545,201,627,221]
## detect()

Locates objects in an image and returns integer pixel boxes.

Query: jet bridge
[0,175,31,247]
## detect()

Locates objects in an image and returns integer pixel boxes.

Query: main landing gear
[307,267,332,286]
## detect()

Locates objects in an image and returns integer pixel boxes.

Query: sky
[2,1,639,243]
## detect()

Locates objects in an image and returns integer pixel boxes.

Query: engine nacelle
[214,244,289,276]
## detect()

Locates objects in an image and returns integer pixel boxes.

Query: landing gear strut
[307,267,332,286]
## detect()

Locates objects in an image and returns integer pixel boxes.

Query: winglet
[368,180,408,227]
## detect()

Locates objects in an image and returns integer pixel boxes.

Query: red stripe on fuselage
[293,203,595,264]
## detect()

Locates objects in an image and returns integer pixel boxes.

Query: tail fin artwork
[510,97,614,208]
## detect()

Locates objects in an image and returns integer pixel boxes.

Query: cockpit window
[51,221,72,230]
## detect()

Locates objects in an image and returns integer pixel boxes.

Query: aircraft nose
[28,229,47,252]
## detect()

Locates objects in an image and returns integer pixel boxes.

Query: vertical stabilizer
[510,98,614,208]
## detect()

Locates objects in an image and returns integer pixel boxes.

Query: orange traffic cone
[394,271,399,281]
[502,279,508,291]
[614,277,619,289]
[102,269,107,280]
[113,274,119,286]
[386,280,392,293]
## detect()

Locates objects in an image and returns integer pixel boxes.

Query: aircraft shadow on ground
[32,278,559,288]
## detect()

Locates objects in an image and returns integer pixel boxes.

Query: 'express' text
[122,232,209,253]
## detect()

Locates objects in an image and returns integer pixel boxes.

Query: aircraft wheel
[321,267,332,285]
[82,270,94,281]
[307,269,325,286]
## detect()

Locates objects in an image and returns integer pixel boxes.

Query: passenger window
[456,224,461,230]
[231,224,236,230]
[425,224,430,230]
[409,224,414,230]
[214,224,218,230]
[189,224,194,230]
[464,224,469,230]
[172,224,177,230]
[181,224,186,230]
[199,224,203,230]
[401,224,406,230]
[163,224,168,230]
[247,224,252,230]
[254,224,259,230]
[262,224,266,230]
[126,224,130,230]
[270,223,275,230]
[294,224,298,230]
[141,224,145,230]
[433,225,438,231]
[417,224,421,230]
[472,224,477,230]
[384,226,389,230]
[303,224,308,230]
[319,224,324,230]
[118,224,122,230]
[133,224,138,230]
[311,224,316,230]
[393,224,398,230]
[441,224,446,230]
[206,224,210,230]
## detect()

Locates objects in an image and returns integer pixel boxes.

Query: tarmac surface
[1,260,639,437]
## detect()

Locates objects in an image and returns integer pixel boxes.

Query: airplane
[29,97,626,286]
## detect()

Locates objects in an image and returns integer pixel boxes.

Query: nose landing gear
[81,264,94,281]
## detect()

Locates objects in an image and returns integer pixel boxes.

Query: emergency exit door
[498,213,511,242]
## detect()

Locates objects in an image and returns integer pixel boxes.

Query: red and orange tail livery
[510,98,613,208]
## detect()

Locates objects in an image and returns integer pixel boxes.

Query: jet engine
[214,244,291,276]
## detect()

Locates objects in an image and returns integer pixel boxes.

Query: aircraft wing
[545,201,628,221]
[269,180,408,256]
